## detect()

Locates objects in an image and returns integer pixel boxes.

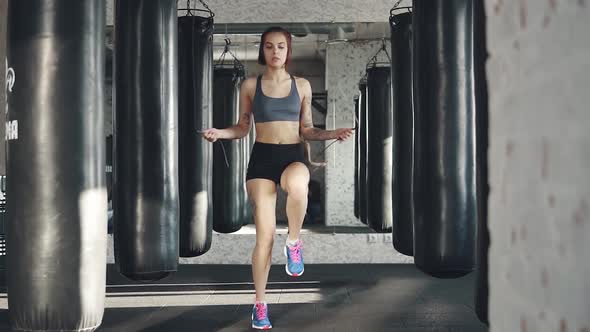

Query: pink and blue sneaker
[284,239,304,277]
[251,301,272,330]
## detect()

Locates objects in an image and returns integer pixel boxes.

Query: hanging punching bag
[212,66,246,233]
[6,1,107,331]
[366,66,393,233]
[114,0,179,281]
[178,13,214,256]
[412,0,477,278]
[390,10,414,256]
[358,79,368,225]
[474,0,489,324]
[354,95,360,219]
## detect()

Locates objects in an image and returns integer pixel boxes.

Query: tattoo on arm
[302,98,313,128]
[234,78,253,138]
[304,128,335,140]
[304,98,313,126]
[300,80,334,141]
[240,111,251,127]
[300,80,335,141]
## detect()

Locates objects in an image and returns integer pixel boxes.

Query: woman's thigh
[246,178,278,240]
[280,162,310,195]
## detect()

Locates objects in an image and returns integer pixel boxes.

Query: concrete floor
[0,264,488,332]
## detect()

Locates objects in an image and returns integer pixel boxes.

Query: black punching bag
[6,1,107,331]
[212,66,245,233]
[358,80,369,225]
[390,10,414,256]
[354,95,360,219]
[114,0,179,281]
[412,0,477,278]
[178,14,214,256]
[474,0,489,324]
[366,66,393,233]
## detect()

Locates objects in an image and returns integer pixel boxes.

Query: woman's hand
[334,128,354,141]
[200,128,221,142]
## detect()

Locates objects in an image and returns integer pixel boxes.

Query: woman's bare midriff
[254,121,301,144]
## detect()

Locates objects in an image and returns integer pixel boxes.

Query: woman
[201,26,353,330]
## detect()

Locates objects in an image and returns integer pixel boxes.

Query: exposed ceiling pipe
[212,22,355,35]
[213,47,325,61]
[105,22,354,44]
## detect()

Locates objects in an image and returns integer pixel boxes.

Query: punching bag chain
[180,0,215,17]
[366,38,392,69]
[197,0,214,16]
[186,0,192,15]
[215,38,245,73]
[199,0,215,17]
[216,39,228,64]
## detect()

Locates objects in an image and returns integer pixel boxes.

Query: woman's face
[263,32,288,68]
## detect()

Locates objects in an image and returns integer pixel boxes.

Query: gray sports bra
[252,74,301,123]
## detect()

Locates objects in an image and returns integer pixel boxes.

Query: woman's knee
[286,184,308,201]
[281,163,309,186]
[256,233,275,250]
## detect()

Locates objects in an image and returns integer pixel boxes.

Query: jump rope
[197,112,358,175]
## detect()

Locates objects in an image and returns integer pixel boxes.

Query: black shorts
[246,142,306,184]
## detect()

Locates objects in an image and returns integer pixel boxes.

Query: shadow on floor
[0,264,489,332]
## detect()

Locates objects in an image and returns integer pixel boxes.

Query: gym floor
[0,264,488,332]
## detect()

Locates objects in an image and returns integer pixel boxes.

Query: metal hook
[224,38,231,54]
